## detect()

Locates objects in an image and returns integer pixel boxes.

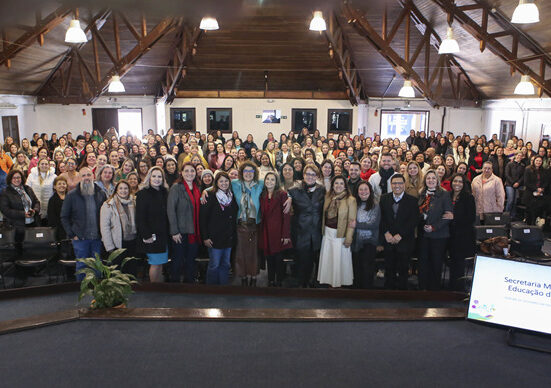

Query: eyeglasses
[391,181,404,185]
[304,172,317,178]
[243,169,255,173]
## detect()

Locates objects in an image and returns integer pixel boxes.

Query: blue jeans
[505,186,518,217]
[207,247,232,285]
[171,237,198,283]
[72,239,103,281]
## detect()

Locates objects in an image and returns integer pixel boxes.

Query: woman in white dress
[318,175,357,287]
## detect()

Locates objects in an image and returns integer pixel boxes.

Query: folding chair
[0,228,17,288]
[16,227,59,286]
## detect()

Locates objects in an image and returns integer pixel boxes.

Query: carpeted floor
[0,319,549,388]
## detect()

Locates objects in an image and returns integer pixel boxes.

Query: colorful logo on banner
[468,299,496,321]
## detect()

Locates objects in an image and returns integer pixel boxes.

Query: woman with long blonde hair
[404,161,424,198]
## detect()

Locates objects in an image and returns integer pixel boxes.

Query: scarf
[240,181,257,221]
[326,191,347,220]
[184,181,201,243]
[379,168,394,195]
[12,184,33,220]
[114,195,137,240]
[216,189,233,210]
[419,189,435,216]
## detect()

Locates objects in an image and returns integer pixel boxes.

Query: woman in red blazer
[259,171,292,287]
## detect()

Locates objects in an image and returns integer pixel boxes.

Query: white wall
[482,99,551,145]
[167,98,357,140]
[0,95,157,142]
[365,98,486,138]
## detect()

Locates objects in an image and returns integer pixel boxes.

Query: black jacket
[379,192,419,252]
[288,184,326,250]
[449,192,476,259]
[135,186,169,254]
[0,185,40,231]
[418,189,452,239]
[47,192,66,240]
[505,160,525,187]
[60,184,106,240]
[489,155,508,181]
[523,167,550,205]
[200,192,238,248]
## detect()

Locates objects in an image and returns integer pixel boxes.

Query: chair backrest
[484,212,510,226]
[475,225,508,241]
[0,228,16,246]
[23,227,57,245]
[511,225,544,243]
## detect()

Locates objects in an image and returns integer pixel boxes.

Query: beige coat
[100,197,136,251]
[322,194,357,245]
[471,173,505,215]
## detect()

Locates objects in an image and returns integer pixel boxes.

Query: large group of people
[0,126,545,290]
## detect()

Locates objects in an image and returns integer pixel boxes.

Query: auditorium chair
[483,212,511,227]
[510,225,550,262]
[0,228,16,288]
[15,227,58,286]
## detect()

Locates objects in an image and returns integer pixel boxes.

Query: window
[328,109,352,133]
[118,109,143,139]
[170,108,196,132]
[380,110,429,141]
[207,108,232,133]
[292,109,317,133]
[499,120,516,144]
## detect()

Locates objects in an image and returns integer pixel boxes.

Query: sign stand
[506,328,551,354]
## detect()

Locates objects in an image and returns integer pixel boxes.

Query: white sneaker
[376,269,385,279]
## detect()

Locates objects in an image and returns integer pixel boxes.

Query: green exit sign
[256,115,261,118]
[281,115,287,119]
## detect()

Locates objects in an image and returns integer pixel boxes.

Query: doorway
[2,116,20,144]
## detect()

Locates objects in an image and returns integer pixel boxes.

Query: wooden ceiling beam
[397,0,482,101]
[163,23,202,103]
[325,11,366,105]
[34,9,111,96]
[0,5,72,67]
[89,17,177,103]
[431,0,551,98]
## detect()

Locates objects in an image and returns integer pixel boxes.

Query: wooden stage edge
[0,282,467,302]
[0,307,466,335]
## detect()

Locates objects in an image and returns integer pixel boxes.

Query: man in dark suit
[379,174,419,290]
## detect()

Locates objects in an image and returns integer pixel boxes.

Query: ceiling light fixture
[511,0,540,24]
[65,19,87,44]
[438,27,460,54]
[514,75,534,95]
[200,17,219,31]
[399,80,415,98]
[108,75,125,93]
[309,11,326,31]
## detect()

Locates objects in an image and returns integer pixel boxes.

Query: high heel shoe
[250,278,257,287]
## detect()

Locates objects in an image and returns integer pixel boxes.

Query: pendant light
[438,27,460,54]
[511,0,540,24]
[514,75,534,95]
[399,80,415,98]
[108,75,125,93]
[309,11,326,31]
[65,19,87,43]
[200,17,219,31]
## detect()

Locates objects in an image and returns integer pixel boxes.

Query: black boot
[241,277,248,286]
[250,278,257,287]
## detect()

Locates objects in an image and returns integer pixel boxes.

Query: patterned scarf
[114,195,137,238]
[11,184,32,213]
[326,191,347,220]
[216,189,233,210]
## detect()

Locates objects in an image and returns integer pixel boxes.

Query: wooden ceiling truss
[342,0,480,107]
[38,12,180,104]
[325,11,367,105]
[0,5,72,69]
[431,0,551,98]
[162,25,203,103]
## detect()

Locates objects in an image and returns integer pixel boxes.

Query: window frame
[206,108,233,134]
[170,107,196,132]
[327,108,353,133]
[291,108,317,133]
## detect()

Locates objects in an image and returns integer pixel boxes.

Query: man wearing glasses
[379,174,419,290]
